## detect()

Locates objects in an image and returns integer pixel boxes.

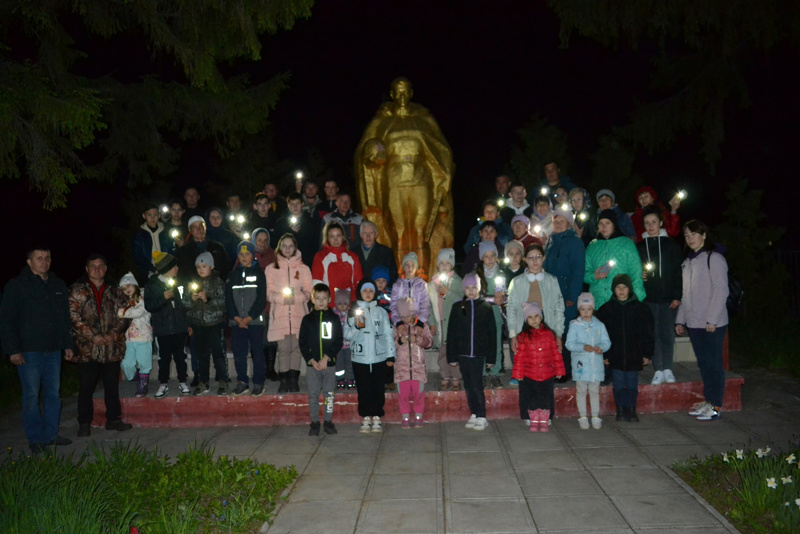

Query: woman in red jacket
[511,302,565,432]
[312,221,364,305]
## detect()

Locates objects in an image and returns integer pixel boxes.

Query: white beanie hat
[119,272,138,287]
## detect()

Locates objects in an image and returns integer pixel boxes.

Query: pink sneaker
[401,417,411,429]
[414,414,424,428]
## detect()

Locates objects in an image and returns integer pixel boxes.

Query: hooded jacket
[543,227,586,327]
[393,321,433,383]
[68,279,130,363]
[585,232,647,308]
[225,262,267,326]
[299,307,344,365]
[636,229,683,303]
[118,294,153,342]
[144,275,189,337]
[631,187,681,242]
[344,299,396,365]
[312,243,363,305]
[565,316,612,382]
[676,250,729,329]
[181,274,226,327]
[511,324,565,381]
[266,250,312,341]
[596,295,655,372]
[445,297,497,364]
[1,266,73,355]
[132,222,173,282]
[390,275,431,325]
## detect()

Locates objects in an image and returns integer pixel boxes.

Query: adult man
[263,181,286,220]
[313,179,339,221]
[463,200,513,253]
[224,192,247,238]
[500,182,534,222]
[183,187,204,220]
[165,199,187,248]
[322,193,364,249]
[596,189,636,239]
[301,180,322,216]
[275,192,319,266]
[1,248,75,452]
[541,161,575,199]
[69,254,133,437]
[489,175,512,208]
[132,202,173,282]
[351,221,398,286]
[176,216,230,285]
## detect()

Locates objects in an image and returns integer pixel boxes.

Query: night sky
[2,1,798,284]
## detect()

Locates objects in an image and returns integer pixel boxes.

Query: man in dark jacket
[274,192,320,267]
[132,203,173,282]
[351,221,398,286]
[176,216,230,285]
[1,248,75,452]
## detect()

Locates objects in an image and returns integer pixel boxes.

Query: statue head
[390,77,413,107]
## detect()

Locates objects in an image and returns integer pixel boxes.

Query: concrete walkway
[3,394,800,533]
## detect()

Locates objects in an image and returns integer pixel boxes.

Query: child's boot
[539,410,550,432]
[277,372,288,393]
[528,410,539,432]
[135,373,149,398]
[290,370,301,392]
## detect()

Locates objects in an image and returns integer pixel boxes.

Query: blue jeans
[688,326,727,408]
[611,369,639,409]
[231,325,265,386]
[17,351,62,446]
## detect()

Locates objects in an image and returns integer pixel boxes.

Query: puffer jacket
[511,325,565,381]
[182,275,226,327]
[390,275,431,324]
[118,296,153,342]
[69,280,130,363]
[144,275,188,336]
[585,235,646,308]
[266,251,312,341]
[345,300,396,365]
[225,263,267,326]
[565,316,612,382]
[312,244,363,304]
[596,297,655,372]
[393,322,433,383]
[543,228,586,328]
[506,270,565,338]
[636,229,683,304]
[446,298,497,364]
[676,250,729,329]
[426,271,464,348]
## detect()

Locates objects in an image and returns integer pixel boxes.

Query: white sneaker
[473,417,488,431]
[689,401,712,416]
[591,417,603,430]
[663,369,676,383]
[154,384,169,398]
[371,416,383,433]
[523,419,530,426]
[651,371,664,385]
[696,405,721,421]
[178,382,191,395]
[360,417,372,433]
[578,416,590,430]
[465,414,477,429]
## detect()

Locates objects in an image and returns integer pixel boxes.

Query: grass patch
[674,446,800,533]
[0,441,297,534]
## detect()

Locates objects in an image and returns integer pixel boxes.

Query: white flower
[756,448,767,458]
[796,498,800,508]
[736,449,744,460]
[786,453,796,465]
[765,447,771,454]
[782,476,792,485]
[767,477,777,489]
[722,453,730,463]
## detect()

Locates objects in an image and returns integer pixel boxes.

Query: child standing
[299,283,344,436]
[511,302,565,432]
[426,248,464,391]
[118,272,153,397]
[596,275,654,422]
[182,252,229,395]
[345,278,396,433]
[333,289,355,390]
[565,293,612,429]
[446,273,497,431]
[476,241,506,389]
[393,298,433,428]
[372,265,392,316]
[144,252,190,398]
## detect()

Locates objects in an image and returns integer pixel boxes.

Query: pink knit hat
[523,302,543,320]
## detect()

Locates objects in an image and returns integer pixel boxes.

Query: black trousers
[520,377,553,413]
[192,324,228,383]
[353,361,388,417]
[458,356,486,418]
[157,333,187,384]
[78,360,122,425]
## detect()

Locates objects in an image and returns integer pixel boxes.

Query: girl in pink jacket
[267,233,312,393]
[393,297,433,428]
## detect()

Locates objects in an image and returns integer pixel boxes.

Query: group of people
[2,162,730,450]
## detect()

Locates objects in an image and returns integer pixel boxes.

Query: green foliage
[547,0,799,173]
[713,179,788,319]
[507,114,571,190]
[675,447,800,533]
[0,441,298,534]
[0,0,313,208]
[589,133,640,211]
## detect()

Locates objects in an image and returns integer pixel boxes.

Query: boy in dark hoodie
[299,283,344,436]
[596,274,655,422]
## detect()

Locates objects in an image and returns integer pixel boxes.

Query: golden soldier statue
[355,77,454,276]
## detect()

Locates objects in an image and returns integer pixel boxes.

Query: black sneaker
[251,385,264,397]
[309,422,321,436]
[232,382,250,396]
[190,376,200,387]
[193,382,211,395]
[217,382,229,395]
[47,435,73,446]
[323,421,337,435]
[105,420,133,431]
[490,376,504,389]
[77,424,91,437]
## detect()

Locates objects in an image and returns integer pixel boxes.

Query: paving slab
[528,494,628,531]
[365,473,441,501]
[447,498,535,533]
[613,493,723,528]
[357,499,444,533]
